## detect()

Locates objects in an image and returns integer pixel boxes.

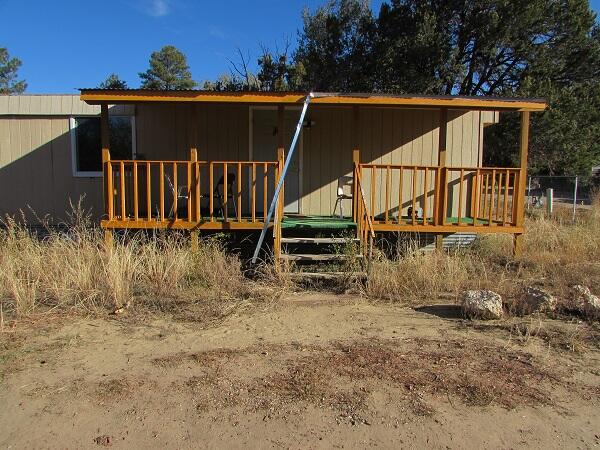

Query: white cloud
[146,0,170,17]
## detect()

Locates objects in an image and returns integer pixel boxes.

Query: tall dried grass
[367,194,600,305]
[0,207,280,320]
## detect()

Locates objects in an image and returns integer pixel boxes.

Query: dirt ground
[1,293,599,449]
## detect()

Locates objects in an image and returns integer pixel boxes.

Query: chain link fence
[526,175,594,221]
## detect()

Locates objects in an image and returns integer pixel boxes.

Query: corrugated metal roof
[78,89,547,111]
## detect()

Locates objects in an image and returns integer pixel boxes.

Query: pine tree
[139,45,196,90]
[0,48,26,94]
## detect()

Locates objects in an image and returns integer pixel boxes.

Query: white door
[252,108,301,214]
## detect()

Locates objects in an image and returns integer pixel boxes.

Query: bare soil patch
[1,293,599,448]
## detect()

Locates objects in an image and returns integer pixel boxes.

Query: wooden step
[280,253,363,262]
[289,271,367,281]
[280,237,359,244]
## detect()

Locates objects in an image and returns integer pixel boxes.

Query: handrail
[354,163,375,267]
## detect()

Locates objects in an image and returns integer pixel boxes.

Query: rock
[461,290,503,320]
[515,287,557,315]
[570,285,600,319]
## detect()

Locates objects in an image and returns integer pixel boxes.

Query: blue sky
[1,0,598,93]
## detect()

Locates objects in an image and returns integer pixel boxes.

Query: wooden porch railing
[102,149,281,229]
[356,163,523,232]
[353,163,375,263]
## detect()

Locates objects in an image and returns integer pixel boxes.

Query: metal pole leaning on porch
[251,93,313,264]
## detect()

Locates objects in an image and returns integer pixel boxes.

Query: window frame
[69,115,136,178]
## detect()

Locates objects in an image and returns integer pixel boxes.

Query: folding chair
[333,175,353,218]
[165,173,189,219]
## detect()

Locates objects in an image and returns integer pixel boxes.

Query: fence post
[572,176,578,223]
[546,188,553,218]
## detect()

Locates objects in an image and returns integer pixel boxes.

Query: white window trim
[69,115,136,178]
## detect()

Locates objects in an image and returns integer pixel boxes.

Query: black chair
[214,173,237,219]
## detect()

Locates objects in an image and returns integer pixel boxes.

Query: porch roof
[79,89,546,112]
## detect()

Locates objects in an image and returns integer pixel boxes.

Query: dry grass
[0,205,283,322]
[366,194,600,309]
[2,195,598,322]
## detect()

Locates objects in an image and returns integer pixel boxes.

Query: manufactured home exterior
[0,94,498,220]
[1,90,545,259]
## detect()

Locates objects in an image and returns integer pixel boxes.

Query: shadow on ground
[414,304,463,319]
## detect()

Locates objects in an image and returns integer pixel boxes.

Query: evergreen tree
[98,73,128,89]
[139,45,196,89]
[0,47,26,94]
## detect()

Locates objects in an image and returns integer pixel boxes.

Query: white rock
[571,285,600,319]
[461,290,503,320]
[515,287,557,315]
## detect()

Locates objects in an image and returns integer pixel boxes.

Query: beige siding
[0,116,104,222]
[0,94,134,116]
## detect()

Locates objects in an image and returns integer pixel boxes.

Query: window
[70,116,135,176]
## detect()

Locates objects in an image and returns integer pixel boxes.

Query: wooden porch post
[513,111,530,256]
[435,108,448,251]
[352,105,360,222]
[189,105,199,250]
[101,103,113,246]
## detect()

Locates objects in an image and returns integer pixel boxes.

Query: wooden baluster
[252,163,256,222]
[473,169,480,226]
[223,163,228,221]
[159,162,164,221]
[441,167,449,226]
[488,169,496,225]
[412,166,417,225]
[371,166,376,219]
[503,169,510,225]
[133,162,139,221]
[483,173,489,219]
[512,170,519,225]
[495,172,503,222]
[385,165,390,223]
[423,167,429,225]
[263,163,268,222]
[173,163,178,220]
[209,162,214,221]
[146,162,151,221]
[120,161,126,220]
[237,162,242,222]
[398,166,404,224]
[187,161,192,221]
[106,160,114,221]
[196,161,201,221]
[458,169,464,225]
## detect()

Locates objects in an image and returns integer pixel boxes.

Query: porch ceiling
[79,89,547,112]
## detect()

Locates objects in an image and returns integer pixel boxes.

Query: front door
[252,108,301,214]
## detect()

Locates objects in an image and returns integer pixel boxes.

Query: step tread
[289,271,367,280]
[280,253,363,261]
[281,237,360,244]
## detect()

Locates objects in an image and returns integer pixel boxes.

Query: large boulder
[514,287,557,316]
[570,285,600,319]
[461,290,503,320]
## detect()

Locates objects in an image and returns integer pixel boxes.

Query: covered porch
[81,89,546,259]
